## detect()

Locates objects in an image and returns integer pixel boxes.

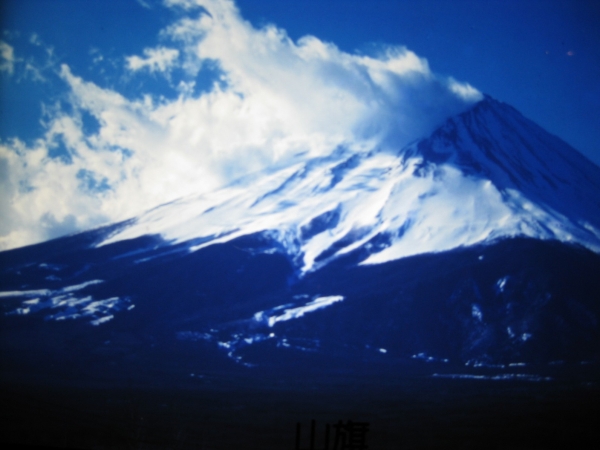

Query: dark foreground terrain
[2,371,599,450]
[1,220,600,450]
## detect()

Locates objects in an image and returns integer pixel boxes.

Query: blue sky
[0,0,599,250]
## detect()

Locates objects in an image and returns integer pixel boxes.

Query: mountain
[98,95,600,271]
[1,96,600,386]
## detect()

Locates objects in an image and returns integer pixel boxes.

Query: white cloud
[0,35,56,83]
[126,46,180,72]
[164,0,200,10]
[136,0,152,9]
[0,41,15,74]
[0,0,482,251]
[448,77,482,101]
[29,33,42,46]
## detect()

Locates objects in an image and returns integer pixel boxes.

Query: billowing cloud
[126,46,180,72]
[0,0,482,251]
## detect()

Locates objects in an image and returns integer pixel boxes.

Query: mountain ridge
[90,95,600,273]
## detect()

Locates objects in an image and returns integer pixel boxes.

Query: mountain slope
[1,96,599,382]
[97,96,600,273]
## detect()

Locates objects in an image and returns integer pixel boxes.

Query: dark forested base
[2,230,600,449]
[2,234,600,372]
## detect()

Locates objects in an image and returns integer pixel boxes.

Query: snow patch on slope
[254,295,344,327]
[178,294,344,365]
[1,280,133,325]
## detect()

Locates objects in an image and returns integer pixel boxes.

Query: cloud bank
[0,0,482,251]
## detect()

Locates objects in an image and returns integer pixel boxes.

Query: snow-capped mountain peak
[99,96,600,273]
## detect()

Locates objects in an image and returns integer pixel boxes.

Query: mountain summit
[1,96,599,381]
[98,96,600,273]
